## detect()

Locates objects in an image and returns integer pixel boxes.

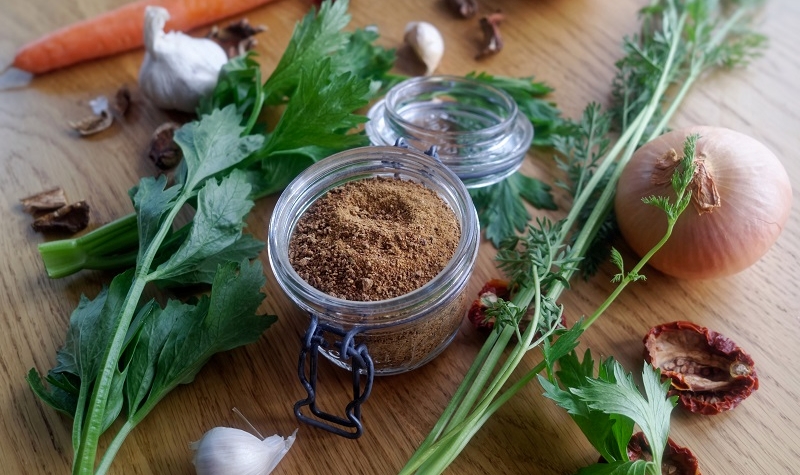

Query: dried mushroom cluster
[21,187,90,234]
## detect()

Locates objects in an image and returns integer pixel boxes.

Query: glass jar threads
[366,75,534,188]
[268,145,480,437]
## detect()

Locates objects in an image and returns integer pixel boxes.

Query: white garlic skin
[404,21,445,75]
[138,6,228,112]
[191,426,297,475]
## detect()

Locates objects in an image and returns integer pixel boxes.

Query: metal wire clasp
[295,313,374,439]
[394,137,441,163]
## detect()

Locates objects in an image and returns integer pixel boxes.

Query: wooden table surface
[2,0,799,474]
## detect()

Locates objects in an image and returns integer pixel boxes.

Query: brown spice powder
[289,176,461,301]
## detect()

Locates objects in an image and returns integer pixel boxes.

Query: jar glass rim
[383,75,519,141]
[365,75,534,188]
[268,146,480,328]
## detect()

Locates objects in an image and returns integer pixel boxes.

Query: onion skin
[615,126,792,279]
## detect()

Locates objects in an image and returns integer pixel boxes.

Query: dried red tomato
[627,432,701,474]
[644,321,758,415]
[466,279,510,332]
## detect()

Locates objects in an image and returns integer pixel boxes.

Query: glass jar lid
[365,75,534,188]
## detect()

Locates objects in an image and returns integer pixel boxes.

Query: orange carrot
[11,0,281,74]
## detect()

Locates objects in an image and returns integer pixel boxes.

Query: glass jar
[268,145,480,437]
[365,75,534,188]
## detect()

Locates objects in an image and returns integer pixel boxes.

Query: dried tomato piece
[644,321,758,415]
[627,432,701,475]
[467,279,510,332]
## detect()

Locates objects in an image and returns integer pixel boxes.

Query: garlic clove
[191,426,297,475]
[138,6,229,112]
[404,21,444,75]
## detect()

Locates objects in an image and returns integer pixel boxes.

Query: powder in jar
[289,176,461,301]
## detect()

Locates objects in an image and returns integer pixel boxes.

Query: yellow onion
[615,126,792,279]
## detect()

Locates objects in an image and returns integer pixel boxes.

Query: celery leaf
[263,0,351,103]
[124,260,275,418]
[152,171,254,282]
[131,175,180,261]
[261,58,371,156]
[174,105,264,189]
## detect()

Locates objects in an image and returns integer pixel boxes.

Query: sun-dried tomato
[644,321,758,415]
[466,279,510,332]
[627,432,701,474]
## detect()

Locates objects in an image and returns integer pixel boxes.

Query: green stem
[72,191,190,475]
[582,219,677,331]
[38,214,139,278]
[72,276,147,475]
[554,9,689,296]
[410,274,544,474]
[94,388,168,475]
[93,420,135,475]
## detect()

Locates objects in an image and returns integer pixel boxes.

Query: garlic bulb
[404,21,444,75]
[191,426,298,475]
[138,6,228,112]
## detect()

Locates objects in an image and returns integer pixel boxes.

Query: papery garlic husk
[138,6,228,112]
[191,426,298,475]
[404,21,444,75]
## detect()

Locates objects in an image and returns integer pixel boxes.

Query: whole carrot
[11,0,281,74]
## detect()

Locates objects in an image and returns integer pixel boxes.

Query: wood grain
[1,0,798,474]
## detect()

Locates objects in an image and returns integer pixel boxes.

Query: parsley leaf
[572,361,676,468]
[130,176,180,261]
[197,52,263,119]
[540,351,677,474]
[335,27,401,94]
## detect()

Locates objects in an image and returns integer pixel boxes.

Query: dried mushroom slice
[208,18,266,58]
[627,432,701,475]
[69,109,113,136]
[446,0,478,18]
[20,187,68,213]
[31,200,90,234]
[644,321,758,415]
[113,85,132,117]
[148,122,183,169]
[476,12,504,59]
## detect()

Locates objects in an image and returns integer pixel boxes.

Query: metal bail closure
[295,313,375,439]
[393,137,441,164]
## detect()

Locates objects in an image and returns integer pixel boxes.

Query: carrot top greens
[399,0,766,473]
